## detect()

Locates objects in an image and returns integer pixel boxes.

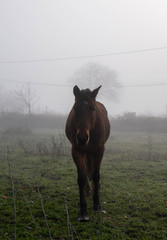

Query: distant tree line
[0,112,66,134]
[0,111,167,134]
[111,112,167,133]
[3,63,166,135]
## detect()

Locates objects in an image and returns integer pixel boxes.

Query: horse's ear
[92,85,102,99]
[73,85,80,97]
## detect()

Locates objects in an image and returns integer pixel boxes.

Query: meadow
[0,129,167,240]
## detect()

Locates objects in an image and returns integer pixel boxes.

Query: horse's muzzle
[76,133,90,146]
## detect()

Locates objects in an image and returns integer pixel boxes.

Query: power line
[119,83,167,88]
[1,78,167,88]
[0,46,167,64]
[0,78,72,87]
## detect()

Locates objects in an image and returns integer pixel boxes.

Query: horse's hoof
[78,215,89,221]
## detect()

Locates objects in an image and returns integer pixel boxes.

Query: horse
[65,85,110,221]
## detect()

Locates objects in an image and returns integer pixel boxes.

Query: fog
[1,0,167,116]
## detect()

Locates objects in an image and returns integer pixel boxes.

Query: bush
[4,126,32,135]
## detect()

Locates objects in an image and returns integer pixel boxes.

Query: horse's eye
[89,105,95,111]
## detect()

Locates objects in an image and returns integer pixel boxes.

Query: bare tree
[16,82,39,115]
[70,62,121,101]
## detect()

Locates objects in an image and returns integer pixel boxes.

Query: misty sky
[1,0,167,116]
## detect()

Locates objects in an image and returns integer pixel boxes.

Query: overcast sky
[1,0,167,116]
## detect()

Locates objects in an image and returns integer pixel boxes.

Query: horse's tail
[86,153,93,180]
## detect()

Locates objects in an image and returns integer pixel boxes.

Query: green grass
[0,131,167,239]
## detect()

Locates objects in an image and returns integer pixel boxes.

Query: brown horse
[65,85,110,221]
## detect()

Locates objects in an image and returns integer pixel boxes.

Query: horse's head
[73,85,101,146]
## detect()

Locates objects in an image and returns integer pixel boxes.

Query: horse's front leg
[92,146,104,211]
[92,167,101,211]
[72,147,89,221]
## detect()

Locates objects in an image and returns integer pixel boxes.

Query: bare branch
[18,183,36,225]
[65,198,72,240]
[35,178,52,240]
[18,183,42,238]
[64,198,78,240]
[0,230,12,240]
[15,82,39,115]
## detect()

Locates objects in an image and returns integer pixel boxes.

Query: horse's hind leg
[86,178,90,197]
[92,146,104,211]
[92,168,101,210]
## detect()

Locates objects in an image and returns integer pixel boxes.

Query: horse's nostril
[76,134,89,145]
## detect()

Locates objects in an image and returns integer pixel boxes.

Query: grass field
[0,130,167,240]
